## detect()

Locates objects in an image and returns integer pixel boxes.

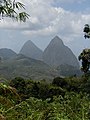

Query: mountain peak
[0,48,17,60]
[54,35,60,39]
[50,36,64,46]
[20,40,43,60]
[43,36,79,68]
[24,40,36,46]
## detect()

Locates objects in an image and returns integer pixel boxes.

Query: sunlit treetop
[0,0,29,22]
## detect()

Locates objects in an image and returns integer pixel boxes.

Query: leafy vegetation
[0,74,90,119]
[0,0,29,22]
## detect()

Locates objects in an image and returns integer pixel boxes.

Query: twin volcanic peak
[0,36,80,79]
[20,36,79,68]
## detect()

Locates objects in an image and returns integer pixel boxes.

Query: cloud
[0,0,90,42]
[0,19,29,30]
[22,5,90,42]
[20,0,90,35]
[52,0,86,4]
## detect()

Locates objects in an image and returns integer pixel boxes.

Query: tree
[0,0,29,22]
[52,77,67,88]
[83,24,90,39]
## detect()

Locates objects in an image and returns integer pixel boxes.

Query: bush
[52,77,68,87]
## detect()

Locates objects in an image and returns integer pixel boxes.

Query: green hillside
[57,64,82,77]
[0,74,90,120]
[0,54,59,81]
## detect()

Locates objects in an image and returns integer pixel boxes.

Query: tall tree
[0,0,29,22]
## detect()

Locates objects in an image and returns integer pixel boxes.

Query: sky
[0,0,90,58]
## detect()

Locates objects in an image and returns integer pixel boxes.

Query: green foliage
[52,76,83,93]
[83,24,90,39]
[10,77,65,100]
[52,77,68,88]
[3,93,90,120]
[10,77,26,93]
[62,92,90,120]
[0,82,20,119]
[0,83,20,102]
[80,74,90,96]
[1,74,90,119]
[0,0,29,22]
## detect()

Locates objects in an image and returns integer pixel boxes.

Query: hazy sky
[0,0,90,58]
